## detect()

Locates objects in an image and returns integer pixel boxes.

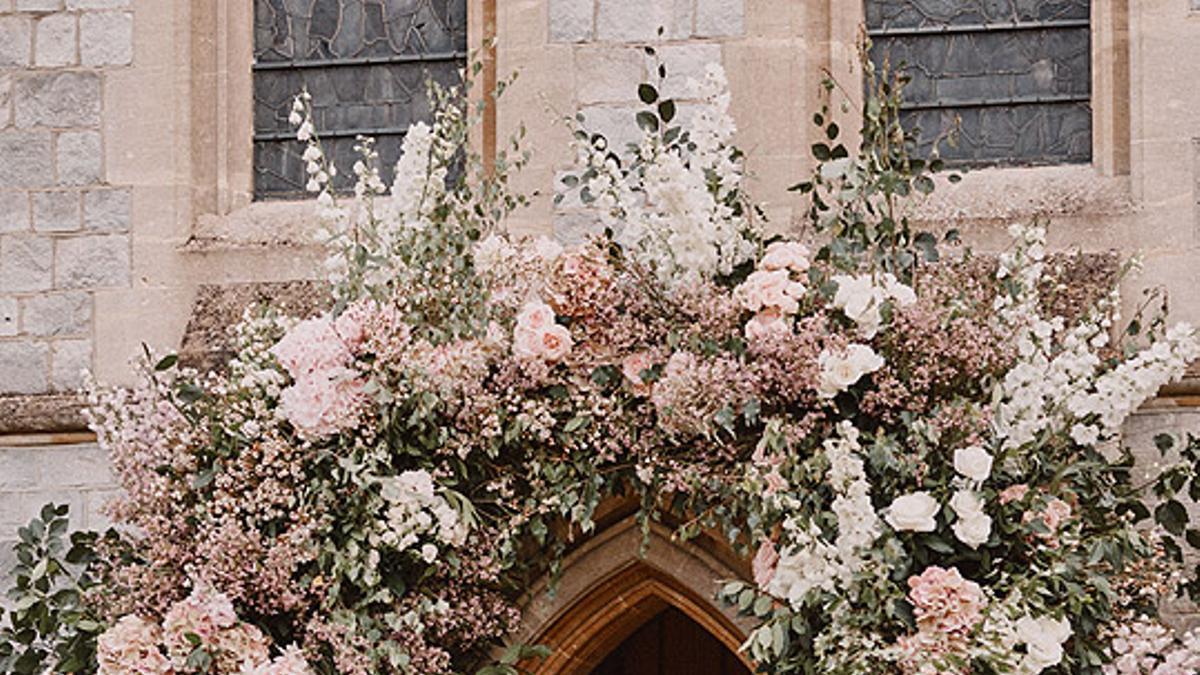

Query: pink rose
[760,241,810,273]
[752,541,780,588]
[622,351,656,393]
[539,325,574,362]
[735,270,804,314]
[516,299,555,332]
[744,308,790,341]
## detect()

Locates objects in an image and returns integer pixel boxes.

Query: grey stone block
[0,340,49,394]
[0,16,31,68]
[34,12,76,67]
[79,11,132,66]
[597,0,693,42]
[20,291,90,336]
[83,188,130,231]
[49,338,89,390]
[0,233,52,292]
[549,0,594,42]
[32,190,80,232]
[14,72,100,129]
[0,131,53,188]
[54,233,129,288]
[57,130,102,186]
[0,191,30,233]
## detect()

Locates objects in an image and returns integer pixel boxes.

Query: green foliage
[0,504,104,674]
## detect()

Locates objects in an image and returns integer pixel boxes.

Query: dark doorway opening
[588,606,752,675]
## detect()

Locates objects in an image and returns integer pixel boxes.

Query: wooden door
[589,607,752,675]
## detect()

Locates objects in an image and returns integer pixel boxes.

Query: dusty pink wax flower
[97,615,169,675]
[752,540,780,588]
[242,644,316,675]
[906,566,985,636]
[999,484,1029,504]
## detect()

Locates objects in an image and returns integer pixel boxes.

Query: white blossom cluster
[992,223,1198,451]
[831,272,917,338]
[375,470,468,564]
[570,64,757,285]
[766,423,880,609]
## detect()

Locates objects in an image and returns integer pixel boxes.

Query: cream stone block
[498,0,546,49]
[722,41,805,159]
[574,45,644,105]
[657,43,722,100]
[92,286,193,387]
[103,66,176,189]
[743,0,804,39]
[548,0,592,42]
[596,0,693,42]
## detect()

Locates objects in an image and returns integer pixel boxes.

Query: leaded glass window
[253,0,467,199]
[865,0,1091,166]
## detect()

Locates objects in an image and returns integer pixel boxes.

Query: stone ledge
[0,393,87,434]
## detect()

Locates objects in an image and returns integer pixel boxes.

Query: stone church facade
[2,0,1200,661]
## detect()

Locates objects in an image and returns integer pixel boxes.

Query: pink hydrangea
[162,586,239,660]
[906,566,985,636]
[271,313,369,440]
[243,644,316,675]
[97,615,169,675]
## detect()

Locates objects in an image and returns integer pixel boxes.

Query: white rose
[881,273,917,307]
[885,492,940,532]
[832,274,884,337]
[954,446,994,483]
[817,344,885,398]
[420,543,438,563]
[1016,616,1072,672]
[952,512,992,549]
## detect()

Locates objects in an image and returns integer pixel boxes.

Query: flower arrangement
[7,52,1200,675]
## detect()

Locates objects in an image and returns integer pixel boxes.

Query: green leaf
[638,83,659,105]
[636,111,659,133]
[658,99,676,124]
[154,354,178,371]
[1156,499,1189,536]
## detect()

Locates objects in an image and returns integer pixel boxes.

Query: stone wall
[0,0,133,396]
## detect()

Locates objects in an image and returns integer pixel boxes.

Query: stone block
[14,72,100,129]
[549,0,593,42]
[34,12,76,67]
[597,0,693,42]
[0,191,29,233]
[32,190,79,232]
[57,130,101,185]
[0,340,49,394]
[50,337,90,390]
[695,0,744,38]
[0,131,53,187]
[54,233,129,288]
[658,43,723,99]
[0,233,52,292]
[80,11,131,66]
[66,0,128,8]
[554,209,605,247]
[0,447,39,488]
[83,189,129,231]
[0,16,31,67]
[578,104,642,153]
[82,488,119,530]
[20,290,89,336]
[15,0,63,9]
[0,73,11,128]
[0,296,15,337]
[40,444,112,488]
[575,46,644,104]
[0,489,81,532]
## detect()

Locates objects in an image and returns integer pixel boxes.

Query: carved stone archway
[513,515,756,674]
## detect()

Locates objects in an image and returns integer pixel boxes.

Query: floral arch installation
[515,516,756,674]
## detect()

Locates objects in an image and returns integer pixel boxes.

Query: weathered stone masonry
[0,0,133,397]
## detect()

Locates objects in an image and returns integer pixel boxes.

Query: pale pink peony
[333,299,396,353]
[97,615,169,675]
[276,368,367,440]
[760,241,810,273]
[752,540,780,588]
[906,566,985,636]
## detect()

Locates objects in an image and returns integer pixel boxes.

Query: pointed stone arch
[513,514,757,674]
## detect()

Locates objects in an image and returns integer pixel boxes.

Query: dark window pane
[865,0,1091,167]
[252,0,467,200]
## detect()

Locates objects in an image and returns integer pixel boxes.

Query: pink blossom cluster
[98,586,313,674]
[1105,620,1200,674]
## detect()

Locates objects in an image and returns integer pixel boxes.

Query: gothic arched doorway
[590,606,752,675]
[511,514,757,674]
